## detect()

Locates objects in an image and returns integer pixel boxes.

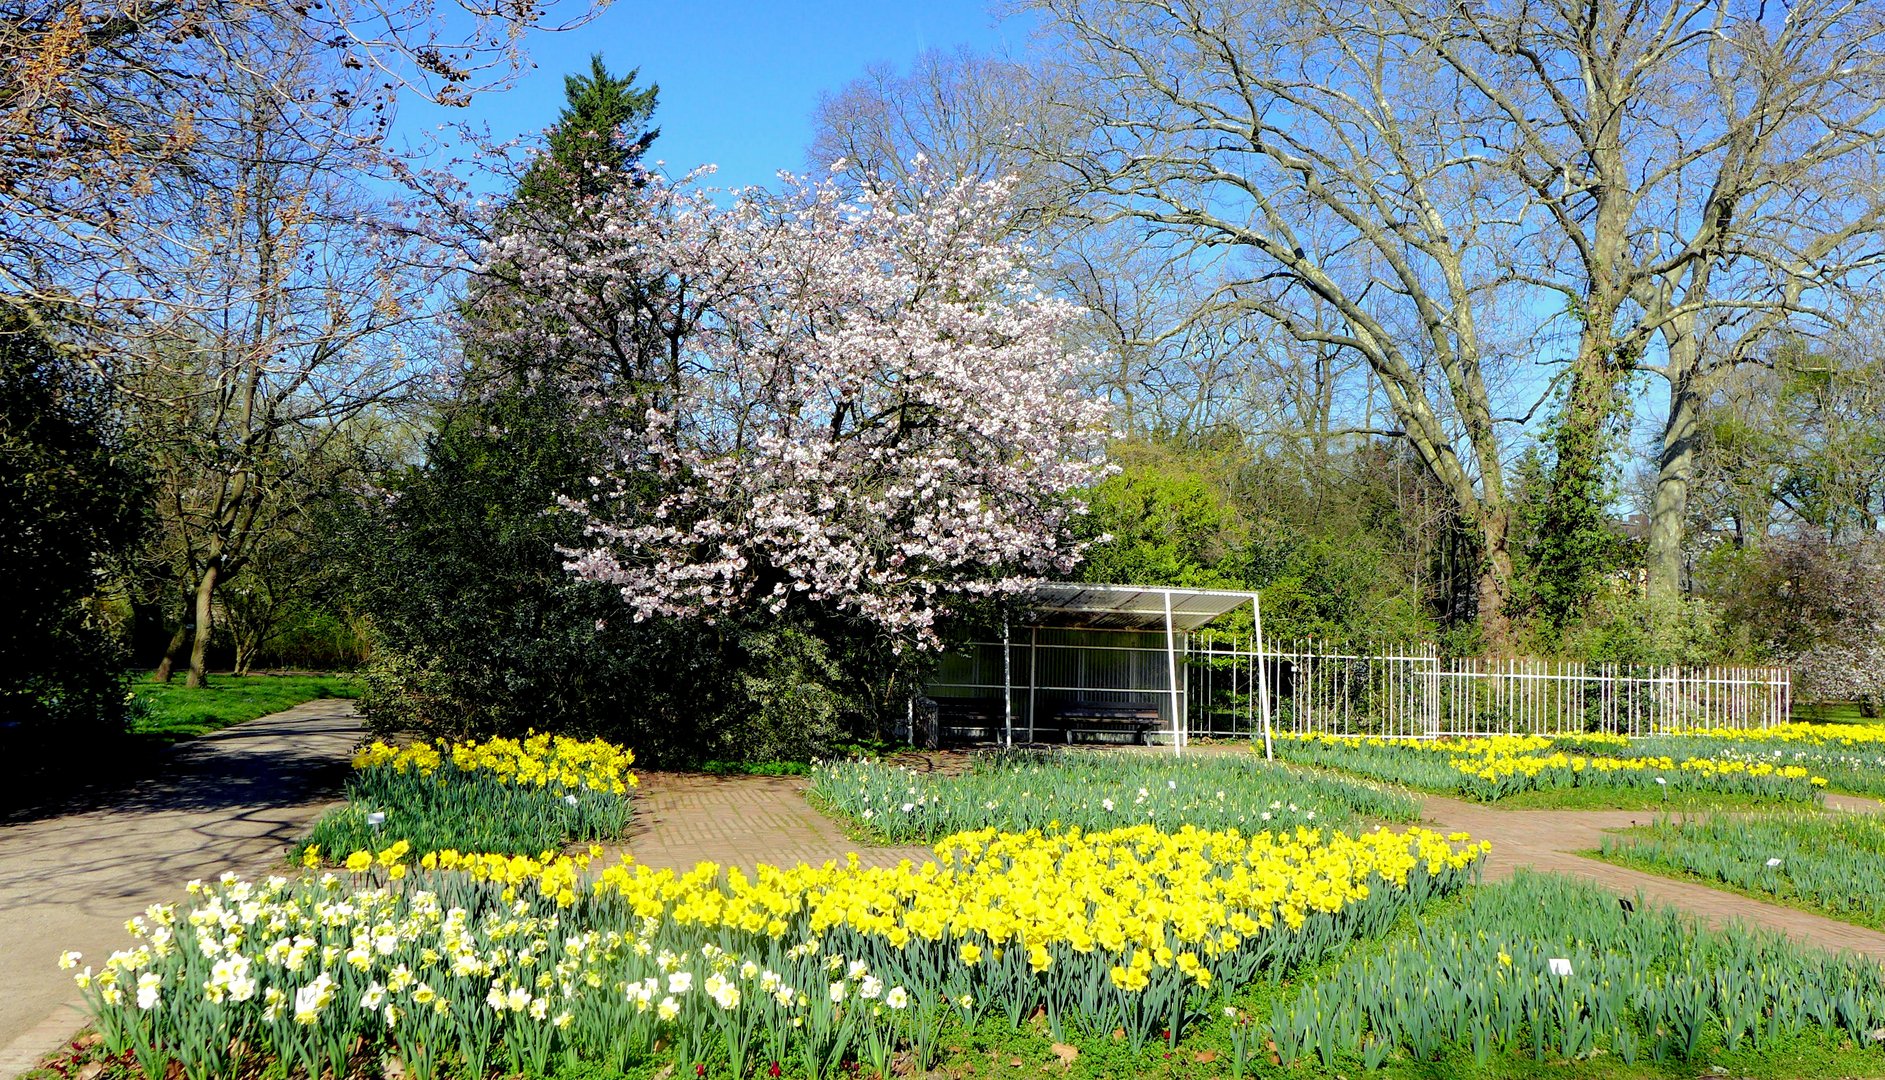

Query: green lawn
[1793,700,1879,725]
[129,672,358,741]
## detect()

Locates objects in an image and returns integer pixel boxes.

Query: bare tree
[811,47,1294,443]
[115,26,447,686]
[2,0,602,341]
[809,47,1079,219]
[1028,0,1530,642]
[1024,0,1885,640]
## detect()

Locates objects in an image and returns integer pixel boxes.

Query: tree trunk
[153,620,190,683]
[1475,506,1515,653]
[234,630,256,676]
[1648,352,1704,597]
[184,563,220,688]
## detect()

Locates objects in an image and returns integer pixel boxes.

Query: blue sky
[402,1,1028,192]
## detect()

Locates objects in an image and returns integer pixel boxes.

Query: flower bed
[298,733,637,860]
[1253,869,1885,1069]
[1611,723,1885,799]
[1600,811,1885,930]
[1273,733,1827,804]
[61,825,1486,1080]
[808,751,1420,842]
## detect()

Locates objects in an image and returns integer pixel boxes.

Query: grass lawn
[129,671,358,741]
[1794,700,1879,724]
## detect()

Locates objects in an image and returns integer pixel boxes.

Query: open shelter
[922,583,1273,756]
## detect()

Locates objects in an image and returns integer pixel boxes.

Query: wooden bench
[1055,702,1163,745]
[933,697,1005,744]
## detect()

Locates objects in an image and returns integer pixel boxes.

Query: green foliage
[514,55,658,212]
[1077,443,1244,588]
[1510,435,1631,639]
[240,603,370,671]
[1077,435,1436,645]
[0,318,148,756]
[728,623,847,765]
[128,673,358,741]
[1261,870,1885,1069]
[809,750,1421,842]
[1246,531,1431,644]
[1767,338,1885,542]
[337,381,920,764]
[336,384,761,762]
[1601,812,1885,930]
[1557,587,1728,666]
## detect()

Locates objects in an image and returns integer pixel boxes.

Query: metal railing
[1188,640,1791,738]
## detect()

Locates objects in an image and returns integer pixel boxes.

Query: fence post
[1253,595,1273,760]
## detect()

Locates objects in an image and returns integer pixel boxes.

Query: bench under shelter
[922,583,1274,755]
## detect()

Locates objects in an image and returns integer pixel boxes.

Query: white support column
[1026,625,1038,744]
[1254,594,1273,760]
[1163,590,1182,755]
[1002,613,1013,749]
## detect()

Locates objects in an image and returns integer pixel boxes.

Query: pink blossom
[485,166,1112,648]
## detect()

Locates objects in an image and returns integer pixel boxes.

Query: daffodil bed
[59,824,1486,1080]
[808,751,1421,843]
[1272,732,1831,805]
[1252,869,1885,1071]
[1599,811,1885,931]
[298,734,639,861]
[1571,723,1885,799]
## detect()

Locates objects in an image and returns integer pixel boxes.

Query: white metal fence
[1188,640,1791,738]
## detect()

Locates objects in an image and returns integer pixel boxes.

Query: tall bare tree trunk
[185,562,220,688]
[1476,507,1515,652]
[1648,333,1704,597]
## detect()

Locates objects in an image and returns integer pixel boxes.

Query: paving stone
[615,772,932,873]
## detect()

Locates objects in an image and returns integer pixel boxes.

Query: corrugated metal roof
[1023,583,1255,631]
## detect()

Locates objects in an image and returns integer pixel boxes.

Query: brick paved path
[619,772,933,872]
[1423,793,1885,962]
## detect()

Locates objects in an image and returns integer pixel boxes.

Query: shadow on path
[2,710,359,826]
[0,698,362,1074]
